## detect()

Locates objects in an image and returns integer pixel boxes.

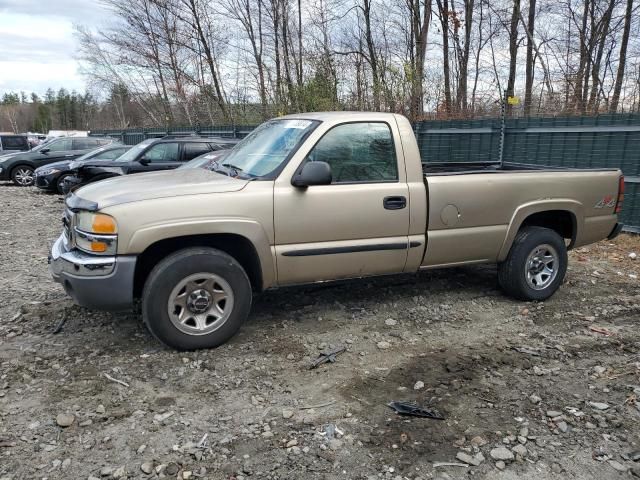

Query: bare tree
[506,0,521,114]
[610,0,634,112]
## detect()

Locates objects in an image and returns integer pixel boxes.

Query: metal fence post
[498,93,507,166]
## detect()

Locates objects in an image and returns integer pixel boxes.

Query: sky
[0,0,105,96]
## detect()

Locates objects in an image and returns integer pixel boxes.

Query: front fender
[124,218,277,289]
[497,199,584,261]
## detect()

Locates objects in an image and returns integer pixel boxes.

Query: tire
[55,174,73,195]
[498,226,568,301]
[11,165,35,186]
[142,247,252,350]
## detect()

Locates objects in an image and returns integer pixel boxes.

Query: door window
[46,138,72,152]
[72,138,98,150]
[305,122,398,183]
[183,143,212,161]
[141,142,180,162]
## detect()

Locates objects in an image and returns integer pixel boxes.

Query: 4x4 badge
[594,195,616,208]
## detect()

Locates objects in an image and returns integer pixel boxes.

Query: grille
[62,209,74,248]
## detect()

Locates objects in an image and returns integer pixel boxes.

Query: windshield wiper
[221,163,243,177]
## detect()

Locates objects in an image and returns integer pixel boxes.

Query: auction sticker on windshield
[282,120,312,129]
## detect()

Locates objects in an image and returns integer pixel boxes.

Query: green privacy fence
[413,114,640,233]
[89,113,640,232]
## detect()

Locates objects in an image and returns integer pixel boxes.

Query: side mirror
[40,148,50,154]
[292,161,332,188]
[139,157,150,166]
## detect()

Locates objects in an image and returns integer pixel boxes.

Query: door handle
[383,196,407,210]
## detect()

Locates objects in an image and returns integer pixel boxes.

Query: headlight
[38,168,60,176]
[76,212,118,234]
[74,212,117,255]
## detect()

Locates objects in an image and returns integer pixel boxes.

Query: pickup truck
[49,112,624,350]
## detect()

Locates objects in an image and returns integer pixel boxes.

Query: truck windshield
[220,119,319,178]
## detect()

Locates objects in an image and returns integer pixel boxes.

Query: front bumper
[35,172,58,190]
[49,234,136,311]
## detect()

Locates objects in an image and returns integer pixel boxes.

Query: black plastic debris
[387,401,445,420]
[309,346,346,369]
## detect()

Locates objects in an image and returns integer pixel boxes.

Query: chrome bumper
[49,234,116,276]
[49,233,137,311]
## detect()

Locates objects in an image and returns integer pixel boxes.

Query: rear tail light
[615,176,625,214]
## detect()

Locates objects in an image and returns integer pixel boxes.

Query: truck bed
[423,161,617,176]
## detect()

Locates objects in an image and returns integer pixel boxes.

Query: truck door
[273,121,410,285]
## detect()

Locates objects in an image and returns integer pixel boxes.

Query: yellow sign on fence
[507,96,520,106]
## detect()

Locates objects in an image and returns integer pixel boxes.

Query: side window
[183,143,212,161]
[305,122,398,183]
[1,136,27,149]
[72,138,97,150]
[142,143,180,163]
[46,138,72,152]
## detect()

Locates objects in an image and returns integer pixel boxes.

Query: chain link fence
[90,113,640,233]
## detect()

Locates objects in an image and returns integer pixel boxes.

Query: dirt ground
[1,184,639,480]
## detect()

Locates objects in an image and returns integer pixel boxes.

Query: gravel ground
[1,184,640,480]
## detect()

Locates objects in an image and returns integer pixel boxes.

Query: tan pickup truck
[49,112,624,350]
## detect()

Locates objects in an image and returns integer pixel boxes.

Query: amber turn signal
[92,214,117,234]
[90,241,108,252]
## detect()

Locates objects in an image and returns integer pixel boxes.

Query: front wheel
[11,166,35,186]
[498,226,568,301]
[56,173,73,194]
[142,247,252,350]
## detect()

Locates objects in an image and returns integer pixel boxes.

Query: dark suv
[0,136,116,186]
[0,135,30,153]
[62,136,238,192]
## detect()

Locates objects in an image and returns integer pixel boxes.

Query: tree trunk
[409,0,432,120]
[587,0,615,112]
[506,0,520,115]
[610,0,633,113]
[523,0,536,116]
[362,0,381,111]
[187,0,229,121]
[436,0,452,114]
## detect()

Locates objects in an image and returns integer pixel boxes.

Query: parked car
[0,134,30,153]
[0,136,116,186]
[49,112,624,350]
[176,149,231,170]
[61,136,239,193]
[35,145,132,194]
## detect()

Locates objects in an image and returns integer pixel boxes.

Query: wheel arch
[133,232,269,299]
[498,200,583,262]
[9,162,36,173]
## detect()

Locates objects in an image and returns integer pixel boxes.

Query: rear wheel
[142,247,252,350]
[11,166,34,186]
[498,226,568,301]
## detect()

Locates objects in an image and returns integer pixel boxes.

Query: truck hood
[74,168,249,209]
